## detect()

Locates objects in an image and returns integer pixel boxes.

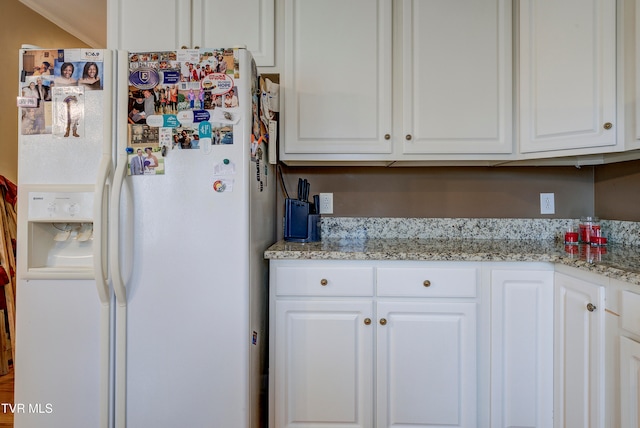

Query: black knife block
[284,198,321,242]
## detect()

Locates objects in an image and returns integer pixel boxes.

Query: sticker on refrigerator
[171,126,202,149]
[176,109,211,124]
[212,179,233,193]
[22,49,56,78]
[20,49,55,135]
[213,159,236,176]
[127,146,164,176]
[20,98,50,136]
[169,122,232,149]
[126,49,243,168]
[54,50,104,91]
[51,86,85,138]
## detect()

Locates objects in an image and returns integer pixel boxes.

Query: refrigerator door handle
[94,155,112,305]
[111,150,129,428]
[110,153,128,306]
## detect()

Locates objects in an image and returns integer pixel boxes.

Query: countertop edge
[264,239,640,286]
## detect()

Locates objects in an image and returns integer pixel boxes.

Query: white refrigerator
[15,46,275,428]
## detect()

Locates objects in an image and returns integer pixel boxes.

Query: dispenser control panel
[28,191,94,221]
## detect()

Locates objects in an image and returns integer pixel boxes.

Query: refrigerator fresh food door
[111,48,273,427]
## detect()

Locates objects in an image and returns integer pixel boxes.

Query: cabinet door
[490,269,554,428]
[192,0,275,66]
[282,0,393,156]
[401,0,512,155]
[108,0,192,50]
[376,301,476,427]
[620,336,640,428]
[554,272,606,428]
[274,300,373,428]
[519,0,616,154]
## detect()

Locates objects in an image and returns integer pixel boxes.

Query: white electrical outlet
[319,193,333,214]
[540,193,555,215]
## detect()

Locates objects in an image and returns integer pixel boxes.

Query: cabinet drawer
[377,267,477,297]
[275,266,374,297]
[621,290,640,336]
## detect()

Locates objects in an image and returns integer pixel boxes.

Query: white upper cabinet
[193,0,274,66]
[281,0,512,161]
[108,0,191,51]
[108,0,275,66]
[519,0,616,154]
[401,0,512,155]
[282,0,393,157]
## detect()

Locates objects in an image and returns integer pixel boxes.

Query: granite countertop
[265,218,640,286]
[264,238,640,285]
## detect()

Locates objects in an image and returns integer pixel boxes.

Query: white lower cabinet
[269,260,481,428]
[274,299,373,428]
[620,336,640,427]
[490,267,554,428]
[619,288,640,428]
[554,270,606,428]
[376,300,477,427]
[269,260,622,428]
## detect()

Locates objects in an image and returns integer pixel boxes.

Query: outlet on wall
[319,193,333,214]
[540,193,555,215]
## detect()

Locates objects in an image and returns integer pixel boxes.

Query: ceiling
[20,0,106,48]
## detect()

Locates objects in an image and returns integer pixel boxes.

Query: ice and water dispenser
[22,187,96,278]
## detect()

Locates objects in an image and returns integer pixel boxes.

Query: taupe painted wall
[277,164,597,236]
[595,159,640,221]
[0,0,90,184]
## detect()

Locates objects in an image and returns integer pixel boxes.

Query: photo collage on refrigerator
[18,49,104,139]
[126,48,269,178]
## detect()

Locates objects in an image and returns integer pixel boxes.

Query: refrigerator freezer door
[15,48,114,428]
